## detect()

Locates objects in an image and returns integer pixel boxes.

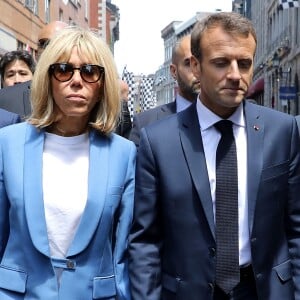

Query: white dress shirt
[196,99,251,266]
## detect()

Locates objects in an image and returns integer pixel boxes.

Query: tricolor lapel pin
[253,125,259,131]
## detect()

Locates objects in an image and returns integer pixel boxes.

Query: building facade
[0,0,119,60]
[236,0,300,115]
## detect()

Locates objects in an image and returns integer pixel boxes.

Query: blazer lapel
[244,102,264,233]
[178,103,215,238]
[24,125,50,256]
[68,131,109,255]
[23,83,31,117]
[157,101,176,119]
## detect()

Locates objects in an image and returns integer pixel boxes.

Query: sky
[112,0,233,76]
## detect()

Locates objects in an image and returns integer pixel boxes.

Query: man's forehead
[38,21,68,41]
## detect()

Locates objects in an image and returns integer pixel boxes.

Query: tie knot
[214,120,233,135]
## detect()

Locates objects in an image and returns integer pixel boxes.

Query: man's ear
[169,64,177,80]
[190,55,201,78]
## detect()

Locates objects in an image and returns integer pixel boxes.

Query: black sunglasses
[38,38,50,49]
[49,63,105,83]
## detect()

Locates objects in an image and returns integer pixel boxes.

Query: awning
[247,77,264,97]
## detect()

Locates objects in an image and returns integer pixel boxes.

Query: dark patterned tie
[214,120,240,294]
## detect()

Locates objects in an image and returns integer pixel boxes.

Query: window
[25,0,38,14]
[45,0,50,23]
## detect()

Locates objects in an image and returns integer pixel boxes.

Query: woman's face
[50,46,102,125]
[3,59,33,87]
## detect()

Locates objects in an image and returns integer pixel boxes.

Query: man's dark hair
[191,12,257,61]
[0,50,36,79]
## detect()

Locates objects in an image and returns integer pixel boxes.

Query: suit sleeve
[13,113,21,124]
[0,135,9,259]
[114,143,136,300]
[129,128,162,300]
[286,119,300,298]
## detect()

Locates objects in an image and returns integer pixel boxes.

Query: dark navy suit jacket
[0,81,31,119]
[129,101,176,148]
[129,100,300,300]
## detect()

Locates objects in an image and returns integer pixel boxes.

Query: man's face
[3,59,33,87]
[191,26,256,118]
[170,37,200,102]
[37,22,68,59]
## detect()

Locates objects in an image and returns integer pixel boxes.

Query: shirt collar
[196,97,245,131]
[176,94,193,113]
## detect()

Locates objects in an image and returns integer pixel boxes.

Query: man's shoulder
[0,81,31,116]
[0,81,31,99]
[246,100,293,118]
[134,101,176,123]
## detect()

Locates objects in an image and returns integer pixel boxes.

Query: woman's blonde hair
[29,26,120,135]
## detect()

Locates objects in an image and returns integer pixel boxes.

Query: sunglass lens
[54,64,73,82]
[81,65,101,83]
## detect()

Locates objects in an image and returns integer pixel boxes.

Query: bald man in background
[129,34,201,148]
[0,21,68,118]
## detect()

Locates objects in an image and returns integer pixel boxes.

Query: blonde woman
[0,26,135,300]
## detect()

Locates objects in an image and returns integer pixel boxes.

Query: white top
[196,98,251,266]
[43,132,89,258]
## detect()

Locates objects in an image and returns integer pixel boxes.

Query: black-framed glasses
[49,63,105,83]
[38,38,50,49]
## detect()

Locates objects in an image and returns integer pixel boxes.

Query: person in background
[129,34,200,148]
[129,12,300,300]
[0,50,35,88]
[115,79,132,139]
[0,21,68,118]
[0,26,135,300]
[37,20,69,59]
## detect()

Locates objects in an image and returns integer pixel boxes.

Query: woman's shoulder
[0,122,35,143]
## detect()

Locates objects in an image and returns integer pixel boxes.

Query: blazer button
[209,247,216,257]
[66,260,75,269]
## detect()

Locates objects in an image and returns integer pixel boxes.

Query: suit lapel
[68,131,109,255]
[244,102,264,233]
[24,128,110,256]
[178,103,215,238]
[157,101,176,119]
[24,125,50,256]
[176,102,264,239]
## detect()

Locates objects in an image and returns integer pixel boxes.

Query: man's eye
[6,72,15,78]
[238,60,252,69]
[214,61,228,68]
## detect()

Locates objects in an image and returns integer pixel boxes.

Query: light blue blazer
[0,122,136,300]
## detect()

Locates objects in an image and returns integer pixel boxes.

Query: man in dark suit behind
[0,21,68,119]
[129,12,300,300]
[129,34,200,148]
[0,81,31,118]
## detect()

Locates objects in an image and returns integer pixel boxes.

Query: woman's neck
[48,121,89,137]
